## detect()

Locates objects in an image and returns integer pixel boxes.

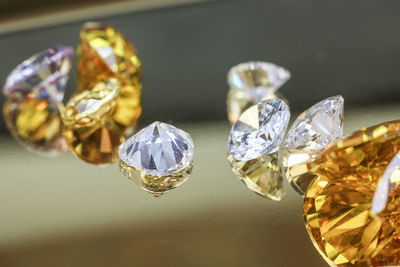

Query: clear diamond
[227,61,290,92]
[227,99,290,161]
[284,95,344,153]
[3,45,74,102]
[118,122,194,176]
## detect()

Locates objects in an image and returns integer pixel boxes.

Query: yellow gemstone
[62,79,123,165]
[119,160,194,197]
[227,153,284,200]
[304,120,400,266]
[3,96,67,156]
[77,22,142,134]
[226,88,288,124]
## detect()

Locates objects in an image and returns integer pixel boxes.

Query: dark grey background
[1,0,400,133]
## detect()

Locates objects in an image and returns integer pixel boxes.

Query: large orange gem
[304,120,400,266]
[77,22,142,135]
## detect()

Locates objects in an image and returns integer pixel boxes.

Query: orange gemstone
[304,120,400,266]
[77,22,142,134]
[62,79,123,165]
[3,95,67,156]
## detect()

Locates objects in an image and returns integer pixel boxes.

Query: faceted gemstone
[283,96,344,195]
[227,153,284,201]
[77,22,142,135]
[62,79,123,165]
[227,99,290,161]
[118,122,194,196]
[226,87,288,124]
[227,61,290,92]
[3,45,73,102]
[226,61,290,124]
[304,120,400,266]
[3,95,67,156]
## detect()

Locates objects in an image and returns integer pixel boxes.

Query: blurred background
[0,0,400,266]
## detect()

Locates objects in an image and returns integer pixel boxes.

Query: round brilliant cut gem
[304,120,400,266]
[227,98,290,161]
[118,122,194,176]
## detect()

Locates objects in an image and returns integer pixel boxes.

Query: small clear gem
[227,99,290,161]
[284,95,344,153]
[227,61,290,92]
[118,122,194,176]
[3,45,74,102]
[282,95,344,195]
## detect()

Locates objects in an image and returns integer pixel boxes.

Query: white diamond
[118,122,194,176]
[284,95,344,153]
[227,99,290,161]
[227,61,291,92]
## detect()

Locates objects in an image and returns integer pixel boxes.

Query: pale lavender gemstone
[3,45,74,102]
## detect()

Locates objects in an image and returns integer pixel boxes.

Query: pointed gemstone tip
[227,98,290,161]
[227,61,290,92]
[118,122,194,176]
[3,45,74,102]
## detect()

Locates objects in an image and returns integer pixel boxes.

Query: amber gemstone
[62,79,123,165]
[304,120,400,266]
[77,22,142,134]
[3,96,67,156]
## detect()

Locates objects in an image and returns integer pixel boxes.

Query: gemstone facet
[118,122,194,196]
[3,45,74,102]
[228,153,284,201]
[226,62,290,124]
[77,22,142,135]
[227,99,290,161]
[283,96,344,195]
[62,79,122,165]
[304,120,400,266]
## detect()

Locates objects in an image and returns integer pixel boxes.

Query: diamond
[228,153,284,201]
[226,61,290,124]
[77,22,142,135]
[62,79,122,165]
[118,122,194,196]
[227,61,290,92]
[304,120,400,266]
[227,99,290,161]
[283,95,344,195]
[3,45,73,103]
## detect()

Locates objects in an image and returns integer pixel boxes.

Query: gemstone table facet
[62,79,122,165]
[283,96,344,195]
[118,122,194,196]
[77,22,142,135]
[226,62,290,124]
[304,120,400,266]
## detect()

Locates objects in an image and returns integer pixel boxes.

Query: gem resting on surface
[282,96,344,195]
[304,120,400,266]
[2,46,73,156]
[118,122,194,196]
[77,22,142,135]
[227,99,290,200]
[228,98,290,161]
[62,79,123,165]
[226,61,290,124]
